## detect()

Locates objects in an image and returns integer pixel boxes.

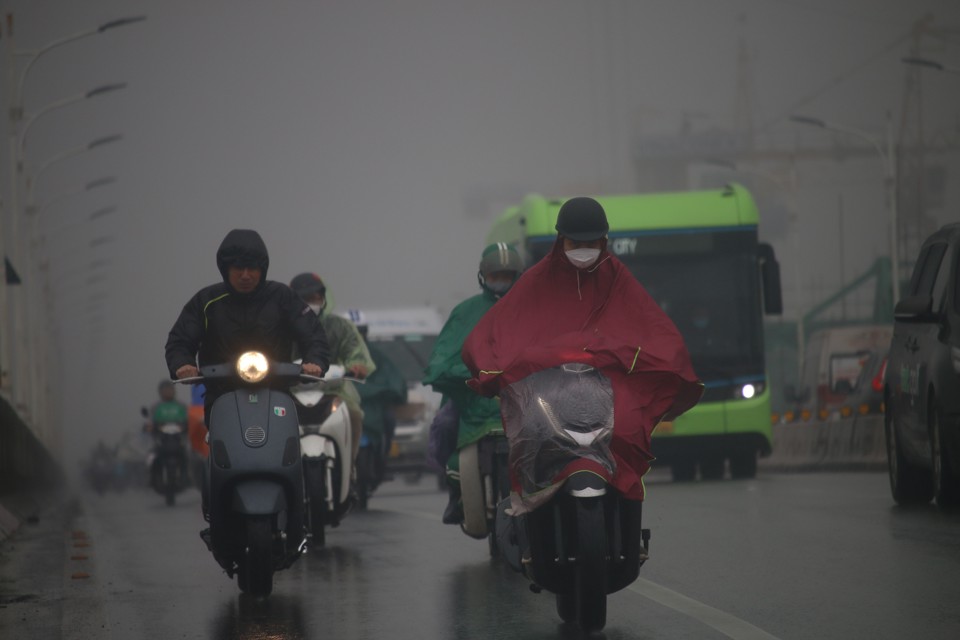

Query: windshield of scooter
[499,364,615,505]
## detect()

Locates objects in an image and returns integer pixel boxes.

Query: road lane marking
[627,578,782,640]
[385,506,780,639]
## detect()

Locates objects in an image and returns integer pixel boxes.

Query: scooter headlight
[237,351,269,383]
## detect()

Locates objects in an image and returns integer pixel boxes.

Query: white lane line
[627,578,782,640]
[385,506,781,640]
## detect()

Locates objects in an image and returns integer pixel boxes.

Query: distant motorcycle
[142,407,189,506]
[494,363,650,633]
[290,364,363,545]
[88,448,117,495]
[179,352,326,597]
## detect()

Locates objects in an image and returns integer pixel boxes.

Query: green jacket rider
[423,243,523,524]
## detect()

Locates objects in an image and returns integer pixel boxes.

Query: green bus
[485,184,783,480]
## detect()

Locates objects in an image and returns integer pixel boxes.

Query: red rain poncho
[463,238,702,502]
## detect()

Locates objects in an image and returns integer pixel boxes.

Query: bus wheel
[699,455,725,481]
[670,460,696,482]
[729,451,757,479]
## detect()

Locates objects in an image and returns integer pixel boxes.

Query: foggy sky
[0,0,958,463]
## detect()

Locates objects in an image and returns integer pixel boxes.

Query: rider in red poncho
[462,197,702,505]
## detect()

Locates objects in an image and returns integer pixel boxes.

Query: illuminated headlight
[237,351,269,383]
[735,382,763,399]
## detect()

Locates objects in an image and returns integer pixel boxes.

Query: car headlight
[237,351,269,383]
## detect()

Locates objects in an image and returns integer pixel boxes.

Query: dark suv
[884,222,960,506]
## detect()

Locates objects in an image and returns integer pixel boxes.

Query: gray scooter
[180,351,324,597]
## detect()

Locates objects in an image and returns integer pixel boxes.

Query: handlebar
[172,370,365,386]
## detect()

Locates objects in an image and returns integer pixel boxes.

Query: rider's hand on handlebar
[301,362,324,377]
[348,364,368,380]
[176,365,200,379]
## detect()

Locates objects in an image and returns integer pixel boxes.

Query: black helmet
[555,197,609,241]
[289,272,326,299]
[216,229,269,281]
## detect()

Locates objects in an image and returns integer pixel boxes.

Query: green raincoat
[423,290,503,450]
[357,342,408,444]
[318,311,376,409]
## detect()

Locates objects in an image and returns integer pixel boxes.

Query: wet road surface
[2,469,960,639]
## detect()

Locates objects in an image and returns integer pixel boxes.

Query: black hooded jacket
[165,230,330,388]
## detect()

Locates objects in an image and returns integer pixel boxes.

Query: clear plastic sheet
[499,363,616,513]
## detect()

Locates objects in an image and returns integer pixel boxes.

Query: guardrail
[761,414,887,471]
[0,395,63,542]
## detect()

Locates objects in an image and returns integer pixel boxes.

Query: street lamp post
[789,113,900,306]
[1,11,144,438]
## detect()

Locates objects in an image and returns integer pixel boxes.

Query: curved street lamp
[2,12,145,438]
[17,82,127,161]
[901,56,960,75]
[10,15,146,118]
[25,134,123,209]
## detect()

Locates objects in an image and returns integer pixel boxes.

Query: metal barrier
[761,414,886,471]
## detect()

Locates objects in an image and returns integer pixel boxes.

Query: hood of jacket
[216,229,269,293]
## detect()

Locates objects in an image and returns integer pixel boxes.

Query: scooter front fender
[318,405,352,505]
[231,479,287,515]
[300,433,328,459]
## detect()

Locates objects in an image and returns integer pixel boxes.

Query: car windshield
[529,228,764,380]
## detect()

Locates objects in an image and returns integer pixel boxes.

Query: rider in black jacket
[165,229,331,422]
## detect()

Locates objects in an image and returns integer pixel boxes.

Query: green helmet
[478,243,522,297]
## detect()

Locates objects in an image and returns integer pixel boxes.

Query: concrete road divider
[761,415,886,471]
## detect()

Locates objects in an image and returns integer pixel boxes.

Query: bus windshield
[529,228,764,381]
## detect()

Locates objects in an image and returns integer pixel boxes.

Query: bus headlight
[237,351,269,383]
[735,382,763,399]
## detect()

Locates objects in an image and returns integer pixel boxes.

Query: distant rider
[289,273,375,463]
[349,310,408,487]
[146,380,189,487]
[423,243,523,524]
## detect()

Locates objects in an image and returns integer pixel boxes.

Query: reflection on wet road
[3,470,960,639]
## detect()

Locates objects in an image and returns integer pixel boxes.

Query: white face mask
[308,303,323,315]
[565,248,601,269]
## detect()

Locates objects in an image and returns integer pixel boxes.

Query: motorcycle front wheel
[355,448,372,510]
[238,516,274,597]
[575,498,608,632]
[163,463,177,506]
[304,463,327,548]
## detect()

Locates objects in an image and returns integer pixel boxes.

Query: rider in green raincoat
[423,243,523,524]
[350,312,408,488]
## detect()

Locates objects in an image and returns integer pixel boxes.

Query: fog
[1,0,958,466]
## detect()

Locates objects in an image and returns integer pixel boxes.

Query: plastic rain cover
[499,363,615,514]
